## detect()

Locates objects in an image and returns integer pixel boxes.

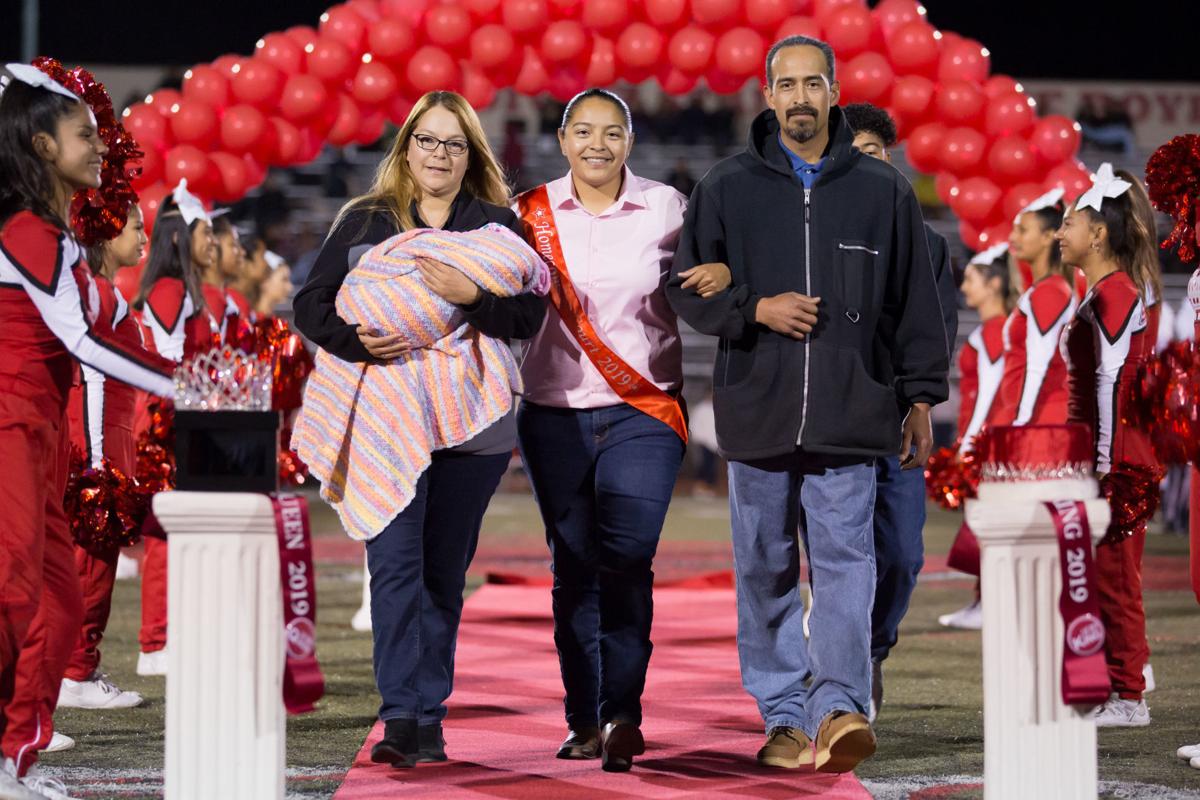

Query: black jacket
[667,107,950,462]
[293,192,546,362]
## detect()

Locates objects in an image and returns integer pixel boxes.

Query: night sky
[2,0,1197,82]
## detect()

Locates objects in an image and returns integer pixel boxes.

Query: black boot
[417,723,447,763]
[371,718,419,768]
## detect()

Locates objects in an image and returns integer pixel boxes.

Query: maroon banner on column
[1044,499,1111,707]
[271,494,325,714]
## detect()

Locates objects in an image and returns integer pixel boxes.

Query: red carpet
[333,582,871,799]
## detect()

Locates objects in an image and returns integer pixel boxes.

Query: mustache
[787,106,819,118]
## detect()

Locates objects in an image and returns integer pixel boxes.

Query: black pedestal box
[174,410,281,493]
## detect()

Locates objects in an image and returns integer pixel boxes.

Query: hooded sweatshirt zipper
[797,187,812,446]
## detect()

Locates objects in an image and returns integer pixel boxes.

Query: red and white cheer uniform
[991,274,1077,427]
[957,316,1006,454]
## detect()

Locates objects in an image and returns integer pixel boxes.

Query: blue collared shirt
[779,133,825,189]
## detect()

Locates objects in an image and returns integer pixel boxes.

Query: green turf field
[45,491,1200,799]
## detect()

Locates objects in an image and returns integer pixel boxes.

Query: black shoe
[600,721,645,772]
[556,726,601,759]
[370,719,418,768]
[417,723,447,763]
[870,658,883,723]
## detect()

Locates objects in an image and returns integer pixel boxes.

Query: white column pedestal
[154,491,285,800]
[966,479,1109,800]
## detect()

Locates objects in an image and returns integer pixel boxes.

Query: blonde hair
[333,91,510,235]
[1116,168,1164,304]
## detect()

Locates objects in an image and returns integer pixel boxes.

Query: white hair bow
[969,242,1008,266]
[1014,187,1065,224]
[264,250,286,271]
[1075,163,1132,213]
[172,180,210,226]
[2,63,79,101]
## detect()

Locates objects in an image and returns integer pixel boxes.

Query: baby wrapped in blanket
[293,223,548,541]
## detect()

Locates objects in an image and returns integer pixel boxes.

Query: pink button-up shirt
[520,167,686,409]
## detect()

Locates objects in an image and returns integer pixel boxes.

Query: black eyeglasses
[411,133,470,157]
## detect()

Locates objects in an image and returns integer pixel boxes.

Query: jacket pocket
[713,338,803,456]
[802,343,900,456]
[834,240,879,326]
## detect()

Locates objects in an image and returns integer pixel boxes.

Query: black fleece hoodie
[667,107,950,462]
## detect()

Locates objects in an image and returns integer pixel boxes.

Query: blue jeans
[365,449,509,724]
[518,402,684,728]
[870,455,926,662]
[728,452,876,737]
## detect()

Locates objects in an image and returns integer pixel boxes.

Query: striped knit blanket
[293,224,547,541]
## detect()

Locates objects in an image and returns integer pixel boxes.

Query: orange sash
[517,185,688,443]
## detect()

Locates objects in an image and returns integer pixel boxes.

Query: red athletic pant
[1094,527,1148,700]
[0,405,83,773]
[140,535,167,653]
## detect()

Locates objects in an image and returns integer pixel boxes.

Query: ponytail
[1028,204,1073,282]
[1079,188,1159,300]
[970,253,1019,314]
[1115,168,1164,304]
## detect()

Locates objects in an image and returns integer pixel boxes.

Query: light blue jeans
[728,453,877,738]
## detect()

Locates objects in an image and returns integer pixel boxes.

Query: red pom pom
[924,445,981,511]
[1145,134,1200,264]
[1122,340,1200,466]
[1099,463,1165,545]
[64,447,146,554]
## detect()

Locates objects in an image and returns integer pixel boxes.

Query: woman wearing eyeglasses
[293,91,545,767]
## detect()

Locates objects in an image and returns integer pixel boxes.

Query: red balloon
[502,0,550,35]
[182,65,229,109]
[425,3,473,51]
[1030,115,1082,166]
[938,38,990,85]
[935,81,985,126]
[284,25,319,49]
[220,105,269,155]
[646,0,687,27]
[515,45,550,94]
[297,126,325,163]
[583,0,630,33]
[122,104,169,151]
[669,26,715,75]
[348,0,383,21]
[113,265,142,303]
[353,60,400,107]
[690,0,739,26]
[242,154,267,191]
[320,4,368,54]
[890,75,935,121]
[840,52,893,104]
[381,0,430,26]
[823,5,873,59]
[706,69,748,94]
[873,0,923,38]
[984,91,1035,138]
[714,28,764,79]
[280,75,330,123]
[387,95,416,126]
[978,222,1011,248]
[939,126,988,175]
[306,37,357,84]
[170,100,218,147]
[887,21,939,74]
[231,60,284,108]
[1002,181,1046,222]
[886,105,910,141]
[984,74,1021,99]
[256,33,304,74]
[958,219,983,251]
[131,146,163,190]
[271,119,303,165]
[211,55,244,79]
[328,97,363,146]
[209,152,249,201]
[407,46,460,93]
[542,20,589,63]
[904,122,946,175]
[951,175,1002,224]
[658,65,698,95]
[465,0,502,18]
[471,25,517,68]
[744,0,792,32]
[355,110,387,146]
[139,182,172,233]
[146,89,182,117]
[461,64,498,108]
[585,36,617,85]
[775,16,822,42]
[548,67,588,102]
[934,171,957,205]
[1045,159,1092,202]
[164,145,211,192]
[813,0,856,24]
[368,19,416,63]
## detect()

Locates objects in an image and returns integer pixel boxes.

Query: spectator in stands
[1075,96,1137,157]
[665,157,697,198]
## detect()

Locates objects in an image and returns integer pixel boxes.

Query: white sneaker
[19,765,75,800]
[41,734,73,754]
[0,758,43,800]
[1191,754,1200,770]
[114,552,139,580]
[136,650,167,677]
[1143,663,1156,693]
[938,599,983,630]
[1177,742,1200,760]
[1093,694,1151,727]
[58,673,142,709]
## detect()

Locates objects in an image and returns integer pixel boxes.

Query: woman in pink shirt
[515,89,714,772]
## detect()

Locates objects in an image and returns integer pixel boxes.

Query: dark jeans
[870,454,926,662]
[518,402,684,728]
[365,449,509,724]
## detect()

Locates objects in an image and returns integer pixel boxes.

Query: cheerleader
[1057,163,1161,727]
[211,213,250,326]
[0,62,174,797]
[59,204,149,713]
[255,250,293,318]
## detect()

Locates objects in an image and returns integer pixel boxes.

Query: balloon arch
[122,0,1087,252]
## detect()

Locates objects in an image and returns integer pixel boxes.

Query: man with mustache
[667,36,949,774]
